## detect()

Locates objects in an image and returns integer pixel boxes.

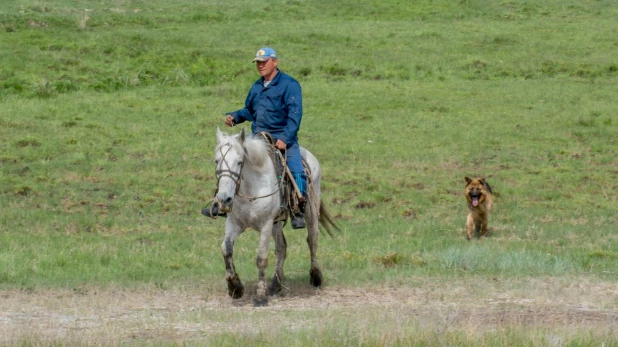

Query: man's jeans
[283,141,306,197]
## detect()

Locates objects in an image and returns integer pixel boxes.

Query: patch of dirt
[0,277,616,344]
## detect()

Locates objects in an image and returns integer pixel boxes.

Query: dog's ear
[478,177,486,184]
[465,177,472,184]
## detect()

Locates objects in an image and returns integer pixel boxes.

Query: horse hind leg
[306,205,323,287]
[269,222,286,296]
[309,266,323,288]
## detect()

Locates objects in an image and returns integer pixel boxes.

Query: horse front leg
[269,221,287,296]
[221,220,244,299]
[253,222,274,307]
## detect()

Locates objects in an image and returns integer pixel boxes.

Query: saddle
[256,132,309,224]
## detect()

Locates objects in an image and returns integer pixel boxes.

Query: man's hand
[275,139,287,150]
[225,115,235,127]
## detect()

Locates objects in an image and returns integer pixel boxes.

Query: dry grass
[1,277,616,345]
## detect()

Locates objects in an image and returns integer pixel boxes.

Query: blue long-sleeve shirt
[228,70,302,144]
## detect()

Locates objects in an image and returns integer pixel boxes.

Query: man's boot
[291,211,306,229]
[291,197,307,229]
[201,203,227,219]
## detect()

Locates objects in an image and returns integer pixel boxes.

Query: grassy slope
[0,0,617,292]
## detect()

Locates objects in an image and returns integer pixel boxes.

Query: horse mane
[242,135,270,171]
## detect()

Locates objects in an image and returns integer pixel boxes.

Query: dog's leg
[466,214,474,240]
[480,219,488,237]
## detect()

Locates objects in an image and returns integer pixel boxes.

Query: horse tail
[318,199,340,238]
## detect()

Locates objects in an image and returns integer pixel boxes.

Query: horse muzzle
[216,196,234,213]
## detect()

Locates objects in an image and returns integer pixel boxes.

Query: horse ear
[216,126,224,144]
[238,128,246,144]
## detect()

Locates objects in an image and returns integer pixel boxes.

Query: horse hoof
[229,287,244,299]
[227,280,244,299]
[268,280,282,296]
[309,268,323,288]
[253,297,269,307]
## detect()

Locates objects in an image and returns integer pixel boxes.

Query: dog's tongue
[472,198,479,207]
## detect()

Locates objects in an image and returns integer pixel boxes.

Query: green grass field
[1,0,617,345]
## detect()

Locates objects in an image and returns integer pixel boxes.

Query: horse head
[214,127,246,212]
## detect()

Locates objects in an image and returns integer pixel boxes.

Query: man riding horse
[202,47,307,229]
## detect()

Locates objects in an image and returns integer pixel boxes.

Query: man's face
[256,58,278,80]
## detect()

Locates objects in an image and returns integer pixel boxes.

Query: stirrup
[291,212,306,229]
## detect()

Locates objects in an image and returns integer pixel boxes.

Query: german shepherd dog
[464,177,493,239]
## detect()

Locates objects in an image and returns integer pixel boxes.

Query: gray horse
[212,127,338,306]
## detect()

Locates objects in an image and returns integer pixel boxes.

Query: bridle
[215,143,245,197]
[214,141,281,205]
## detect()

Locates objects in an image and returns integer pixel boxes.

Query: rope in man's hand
[225,114,235,127]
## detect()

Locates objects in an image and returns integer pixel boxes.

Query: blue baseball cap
[253,47,278,62]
